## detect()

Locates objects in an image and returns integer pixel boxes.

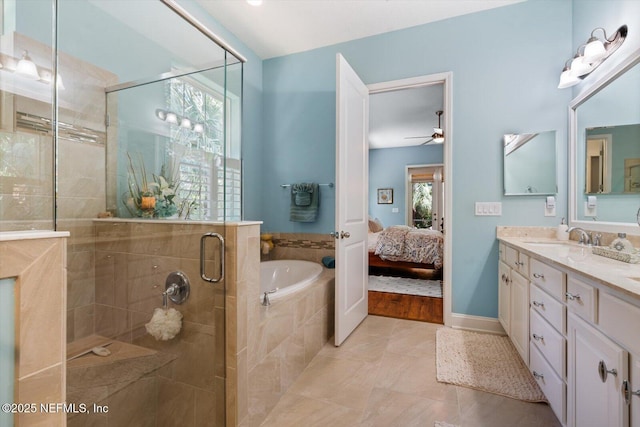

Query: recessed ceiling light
[247,0,263,6]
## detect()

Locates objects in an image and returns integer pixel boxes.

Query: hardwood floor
[368,267,443,323]
[368,290,443,323]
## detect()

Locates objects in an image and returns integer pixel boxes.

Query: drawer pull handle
[532,333,544,342]
[533,272,545,279]
[565,292,582,301]
[516,261,524,266]
[622,380,640,406]
[532,300,545,308]
[532,371,544,380]
[501,273,508,282]
[598,360,617,383]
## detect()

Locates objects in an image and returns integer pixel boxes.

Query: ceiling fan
[404,110,444,145]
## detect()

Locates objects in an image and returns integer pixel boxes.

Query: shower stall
[0,1,243,425]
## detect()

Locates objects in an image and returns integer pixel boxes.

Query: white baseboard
[449,313,506,335]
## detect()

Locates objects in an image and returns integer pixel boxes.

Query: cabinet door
[498,260,510,333]
[568,313,628,427]
[510,270,529,365]
[631,355,640,427]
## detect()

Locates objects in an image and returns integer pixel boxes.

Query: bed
[368,223,443,271]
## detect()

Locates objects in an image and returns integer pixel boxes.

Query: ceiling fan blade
[421,138,434,145]
[404,136,430,139]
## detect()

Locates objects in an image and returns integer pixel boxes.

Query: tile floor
[259,316,562,427]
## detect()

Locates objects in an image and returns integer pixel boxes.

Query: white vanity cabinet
[498,243,530,364]
[497,236,640,427]
[565,273,640,427]
[529,258,567,425]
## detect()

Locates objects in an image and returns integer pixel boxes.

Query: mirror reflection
[503,130,557,195]
[574,51,640,224]
[585,124,640,194]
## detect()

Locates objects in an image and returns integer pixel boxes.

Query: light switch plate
[584,202,597,217]
[475,202,502,216]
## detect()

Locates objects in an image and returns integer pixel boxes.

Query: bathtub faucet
[262,289,278,306]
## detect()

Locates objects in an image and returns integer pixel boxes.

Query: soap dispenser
[610,233,634,253]
[556,218,569,241]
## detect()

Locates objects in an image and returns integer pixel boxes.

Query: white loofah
[145,307,183,341]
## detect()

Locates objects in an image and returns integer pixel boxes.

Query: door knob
[340,231,350,239]
[330,231,339,239]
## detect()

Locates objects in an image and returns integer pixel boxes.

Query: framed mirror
[503,130,557,195]
[569,47,640,232]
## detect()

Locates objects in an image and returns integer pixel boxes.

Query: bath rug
[368,275,442,298]
[436,328,546,402]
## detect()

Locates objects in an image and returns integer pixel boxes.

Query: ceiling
[197,0,524,60]
[369,84,444,149]
[196,0,522,149]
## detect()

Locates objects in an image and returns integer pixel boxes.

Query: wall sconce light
[155,108,204,133]
[557,25,627,89]
[15,51,40,80]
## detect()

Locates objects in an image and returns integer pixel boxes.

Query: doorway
[366,73,453,326]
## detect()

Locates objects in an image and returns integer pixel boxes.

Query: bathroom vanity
[497,227,640,427]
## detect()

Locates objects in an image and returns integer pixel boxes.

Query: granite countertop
[497,227,640,302]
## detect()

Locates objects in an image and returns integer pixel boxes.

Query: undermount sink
[524,241,570,247]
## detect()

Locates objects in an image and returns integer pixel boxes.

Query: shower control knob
[340,231,350,239]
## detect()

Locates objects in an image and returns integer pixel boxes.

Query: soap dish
[592,246,640,264]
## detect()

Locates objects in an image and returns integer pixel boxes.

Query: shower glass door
[54,1,242,425]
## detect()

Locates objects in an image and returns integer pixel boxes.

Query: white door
[334,53,369,346]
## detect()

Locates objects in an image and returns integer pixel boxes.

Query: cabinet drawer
[530,345,566,425]
[529,259,565,301]
[566,276,597,323]
[505,246,528,275]
[530,283,565,335]
[530,309,565,378]
[599,291,640,356]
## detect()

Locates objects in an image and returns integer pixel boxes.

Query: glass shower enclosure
[0,1,242,425]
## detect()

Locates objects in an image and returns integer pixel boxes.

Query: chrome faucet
[566,227,591,245]
[261,288,278,306]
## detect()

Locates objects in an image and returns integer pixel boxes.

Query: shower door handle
[200,232,225,283]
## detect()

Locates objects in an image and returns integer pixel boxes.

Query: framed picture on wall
[377,188,393,204]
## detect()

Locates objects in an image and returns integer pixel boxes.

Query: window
[165,77,241,221]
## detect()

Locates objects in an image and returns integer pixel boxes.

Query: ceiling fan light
[432,135,444,144]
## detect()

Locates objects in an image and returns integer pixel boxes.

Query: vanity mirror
[570,47,640,232]
[503,130,557,195]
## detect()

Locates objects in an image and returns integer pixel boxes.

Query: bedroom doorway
[366,73,452,325]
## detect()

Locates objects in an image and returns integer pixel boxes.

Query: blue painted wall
[369,144,443,228]
[260,0,573,317]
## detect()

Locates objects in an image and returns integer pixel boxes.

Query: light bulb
[583,38,607,63]
[15,51,40,80]
[180,117,192,129]
[557,68,580,89]
[165,112,178,124]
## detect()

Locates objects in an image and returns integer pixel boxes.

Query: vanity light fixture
[557,24,627,89]
[15,50,40,80]
[432,110,444,143]
[155,108,204,132]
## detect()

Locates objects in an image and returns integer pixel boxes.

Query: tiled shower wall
[92,220,227,426]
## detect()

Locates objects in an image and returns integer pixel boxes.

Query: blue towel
[290,183,319,222]
[322,256,335,269]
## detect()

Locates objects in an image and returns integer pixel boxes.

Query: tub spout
[262,288,278,306]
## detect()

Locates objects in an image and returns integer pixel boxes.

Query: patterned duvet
[371,225,443,269]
